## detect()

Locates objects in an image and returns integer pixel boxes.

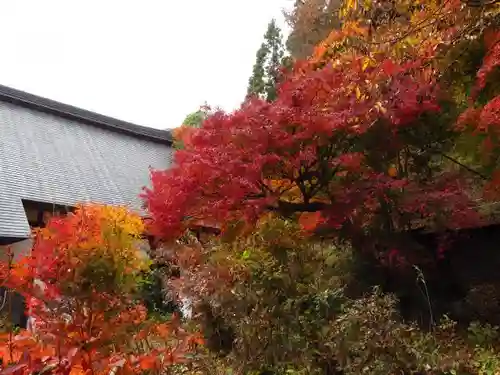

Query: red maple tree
[143,53,479,245]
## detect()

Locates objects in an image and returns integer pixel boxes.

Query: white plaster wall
[0,238,33,263]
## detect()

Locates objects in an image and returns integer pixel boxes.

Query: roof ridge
[0,84,172,145]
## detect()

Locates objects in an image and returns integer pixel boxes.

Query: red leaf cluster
[475,29,500,96]
[143,55,448,240]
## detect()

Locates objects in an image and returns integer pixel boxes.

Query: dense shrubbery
[158,218,500,375]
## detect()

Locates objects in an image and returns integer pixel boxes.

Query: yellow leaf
[374,102,387,114]
[343,21,367,37]
[405,36,420,47]
[362,57,371,71]
[355,87,362,100]
[345,0,357,11]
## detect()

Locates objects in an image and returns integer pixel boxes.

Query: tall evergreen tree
[247,43,268,100]
[247,19,286,102]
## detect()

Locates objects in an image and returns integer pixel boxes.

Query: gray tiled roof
[0,84,172,144]
[0,87,173,238]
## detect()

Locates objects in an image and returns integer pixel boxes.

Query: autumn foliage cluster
[142,0,500,374]
[4,0,500,374]
[146,0,500,247]
[0,205,201,375]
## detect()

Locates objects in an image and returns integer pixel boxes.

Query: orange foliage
[0,204,198,375]
[298,211,324,232]
[173,125,198,149]
[388,166,398,178]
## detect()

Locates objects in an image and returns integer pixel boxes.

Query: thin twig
[440,153,488,179]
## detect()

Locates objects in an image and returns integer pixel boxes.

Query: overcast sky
[0,1,291,130]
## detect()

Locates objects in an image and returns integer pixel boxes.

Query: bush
[0,205,199,375]
[162,216,500,375]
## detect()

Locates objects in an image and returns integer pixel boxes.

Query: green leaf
[325,254,338,267]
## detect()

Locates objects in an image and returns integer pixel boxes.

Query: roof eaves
[0,84,172,145]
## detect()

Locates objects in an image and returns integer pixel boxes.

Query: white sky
[0,0,292,130]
